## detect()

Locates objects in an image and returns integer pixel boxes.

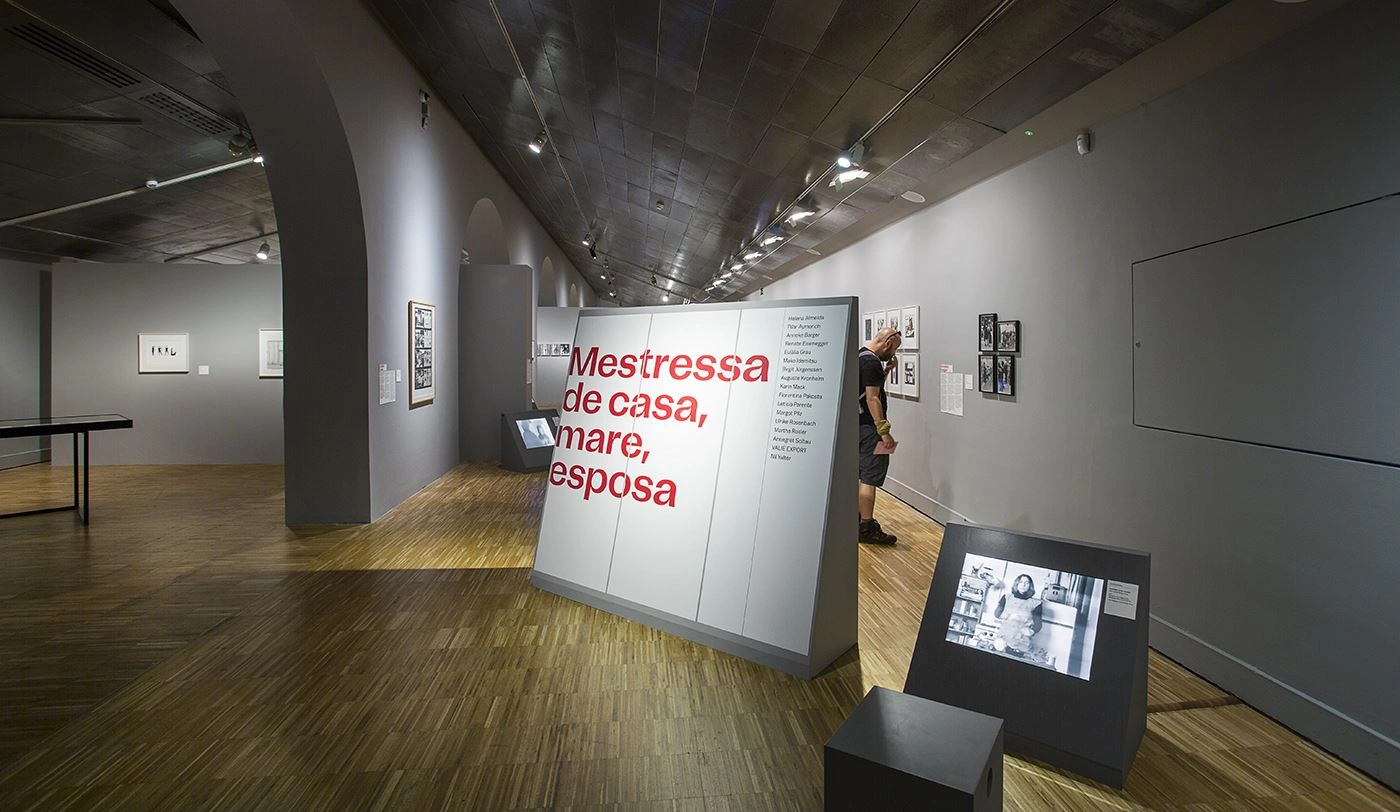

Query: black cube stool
[824,686,1004,811]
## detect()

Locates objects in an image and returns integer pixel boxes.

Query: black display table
[0,414,133,525]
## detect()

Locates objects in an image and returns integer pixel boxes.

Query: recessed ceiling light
[144,179,159,189]
[255,242,270,261]
[529,131,547,153]
[805,247,822,256]
[1024,129,1034,136]
[901,190,926,203]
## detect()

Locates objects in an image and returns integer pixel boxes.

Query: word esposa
[569,346,770,382]
[549,462,676,506]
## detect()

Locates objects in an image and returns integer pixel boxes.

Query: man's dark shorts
[859,423,889,487]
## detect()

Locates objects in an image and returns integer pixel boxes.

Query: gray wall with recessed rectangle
[0,259,46,469]
[50,262,283,465]
[761,0,1399,788]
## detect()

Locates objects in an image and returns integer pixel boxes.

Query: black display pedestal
[824,687,1003,811]
[500,409,558,473]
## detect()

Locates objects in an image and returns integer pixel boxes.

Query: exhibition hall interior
[0,0,1396,808]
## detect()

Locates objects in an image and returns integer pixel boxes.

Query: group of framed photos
[861,305,920,400]
[977,313,1020,396]
[536,342,573,357]
[135,330,284,378]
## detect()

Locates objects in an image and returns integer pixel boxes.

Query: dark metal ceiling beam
[0,115,144,126]
[163,230,278,263]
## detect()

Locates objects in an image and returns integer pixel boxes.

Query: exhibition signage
[532,297,859,678]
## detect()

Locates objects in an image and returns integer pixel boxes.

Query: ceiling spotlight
[582,232,592,246]
[835,141,866,169]
[759,233,783,246]
[729,261,744,271]
[743,251,762,261]
[831,168,871,187]
[650,273,658,286]
[599,273,607,280]
[663,293,670,302]
[252,152,265,165]
[787,208,816,223]
[901,190,926,204]
[255,242,270,261]
[144,179,159,189]
[529,131,547,154]
[609,290,616,297]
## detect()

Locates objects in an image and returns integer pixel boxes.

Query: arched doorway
[464,198,509,265]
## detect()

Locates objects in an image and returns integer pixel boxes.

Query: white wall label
[1105,580,1140,620]
[534,300,851,658]
[378,368,397,405]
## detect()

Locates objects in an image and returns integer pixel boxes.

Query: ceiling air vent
[136,90,229,137]
[6,21,139,89]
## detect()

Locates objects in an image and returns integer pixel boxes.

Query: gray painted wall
[534,306,582,408]
[50,263,283,465]
[0,259,45,469]
[459,265,532,461]
[761,0,1398,787]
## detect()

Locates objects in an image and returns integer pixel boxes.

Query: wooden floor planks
[0,462,1394,810]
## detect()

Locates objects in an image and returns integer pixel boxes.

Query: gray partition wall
[459,264,532,461]
[0,260,45,469]
[756,0,1400,787]
[49,263,284,465]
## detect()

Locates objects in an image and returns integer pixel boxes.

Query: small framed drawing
[995,354,1016,396]
[138,333,189,373]
[900,351,920,400]
[863,313,874,342]
[978,313,997,352]
[875,312,888,333]
[258,329,284,378]
[978,354,996,393]
[900,305,919,350]
[885,356,903,397]
[884,310,900,339]
[409,300,435,406]
[997,319,1021,353]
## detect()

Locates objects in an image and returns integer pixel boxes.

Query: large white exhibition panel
[532,297,859,677]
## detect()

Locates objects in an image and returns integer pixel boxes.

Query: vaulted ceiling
[0,0,276,265]
[368,0,1230,304]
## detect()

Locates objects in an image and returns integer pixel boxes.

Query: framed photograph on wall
[978,354,996,394]
[258,329,284,378]
[995,354,1015,396]
[137,333,189,373]
[997,319,1021,353]
[409,300,435,406]
[885,355,903,397]
[978,313,997,352]
[900,351,920,400]
[862,313,874,342]
[884,310,900,339]
[876,312,888,333]
[900,305,919,350]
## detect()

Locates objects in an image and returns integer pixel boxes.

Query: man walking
[857,326,900,545]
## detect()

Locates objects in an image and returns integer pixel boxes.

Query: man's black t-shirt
[857,348,887,426]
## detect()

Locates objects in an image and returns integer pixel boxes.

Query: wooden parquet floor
[0,462,1394,811]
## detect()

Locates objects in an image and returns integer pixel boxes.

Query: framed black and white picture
[978,354,996,393]
[995,354,1015,396]
[863,314,874,342]
[876,312,889,333]
[409,300,435,406]
[258,328,284,378]
[978,313,997,352]
[900,305,919,350]
[997,319,1021,353]
[138,333,189,373]
[885,355,903,397]
[900,351,920,400]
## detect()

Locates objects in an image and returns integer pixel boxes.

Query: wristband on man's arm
[875,419,891,436]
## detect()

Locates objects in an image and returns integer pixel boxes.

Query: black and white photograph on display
[900,305,919,350]
[900,352,919,400]
[516,417,555,449]
[863,314,874,342]
[997,319,1021,353]
[978,313,997,352]
[409,300,435,406]
[884,310,900,340]
[995,354,1015,396]
[885,355,903,397]
[945,552,1104,680]
[978,354,996,393]
[876,312,888,333]
[258,329,284,378]
[137,333,189,373]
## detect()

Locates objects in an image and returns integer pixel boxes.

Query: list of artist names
[771,311,838,462]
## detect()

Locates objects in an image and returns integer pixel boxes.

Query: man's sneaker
[858,519,896,546]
